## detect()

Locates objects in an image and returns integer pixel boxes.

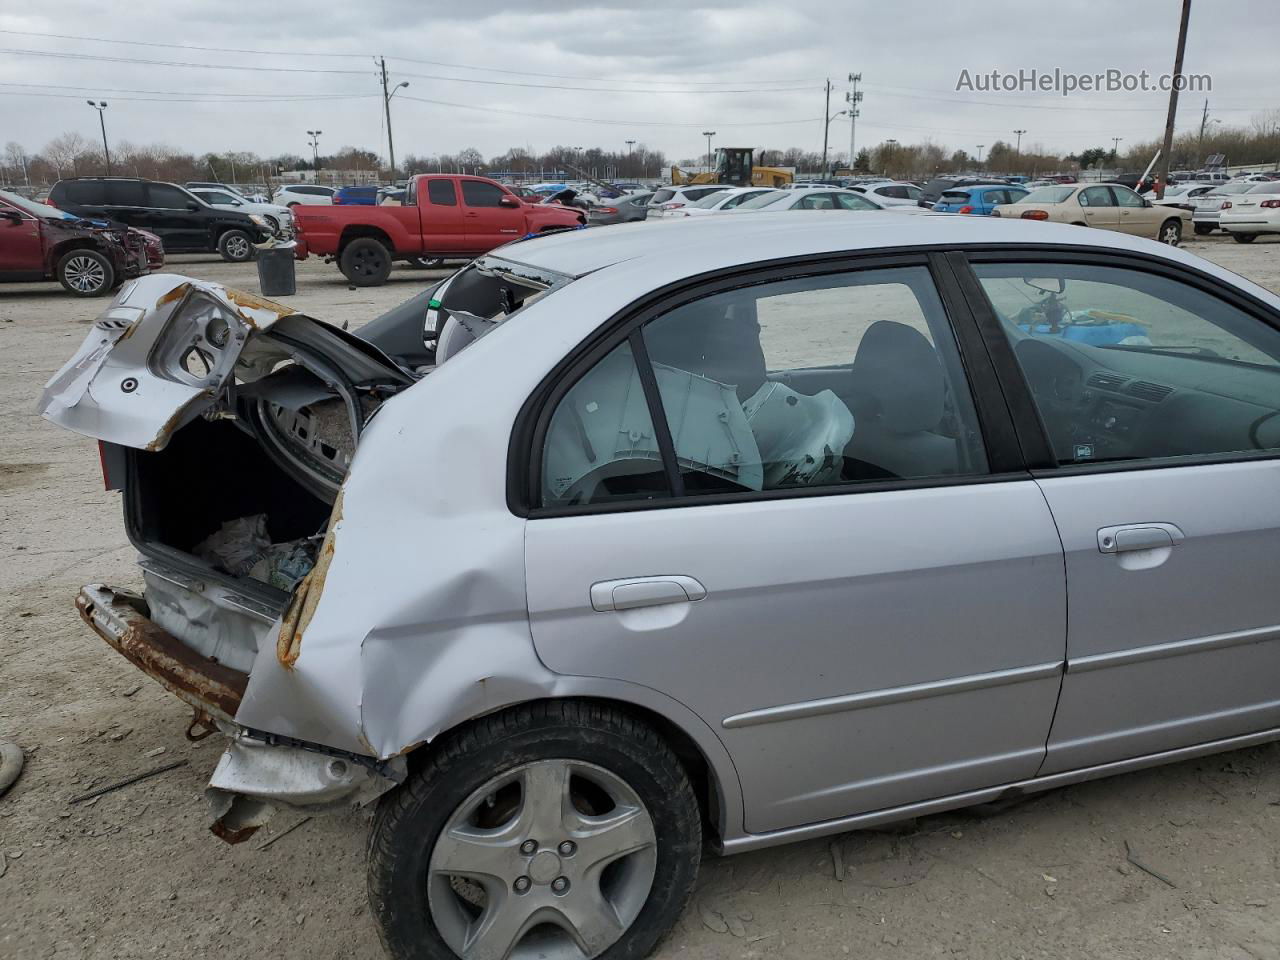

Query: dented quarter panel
[230,266,747,837]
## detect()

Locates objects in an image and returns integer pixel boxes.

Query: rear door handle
[1098,522,1185,554]
[590,576,707,612]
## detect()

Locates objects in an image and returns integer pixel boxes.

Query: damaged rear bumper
[77,583,402,842]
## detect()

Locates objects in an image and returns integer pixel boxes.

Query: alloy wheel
[427,759,657,960]
[63,255,106,293]
[225,234,251,260]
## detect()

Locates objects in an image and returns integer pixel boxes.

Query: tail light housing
[957,205,974,215]
[595,207,618,215]
[332,196,344,204]
[1021,210,1049,221]
[1261,199,1280,209]
[1220,201,1232,209]
[662,202,685,209]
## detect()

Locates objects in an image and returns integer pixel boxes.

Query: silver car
[40,213,1280,960]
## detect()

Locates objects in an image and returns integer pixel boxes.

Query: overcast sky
[1,0,1276,164]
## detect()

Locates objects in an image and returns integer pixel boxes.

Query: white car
[1191,182,1260,234]
[646,184,736,216]
[1144,183,1219,209]
[730,187,926,214]
[1218,182,1280,243]
[273,184,336,207]
[848,181,925,207]
[661,187,776,217]
[189,187,294,237]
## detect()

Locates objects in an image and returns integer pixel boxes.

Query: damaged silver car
[40,213,1280,960]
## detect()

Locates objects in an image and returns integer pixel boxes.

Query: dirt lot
[2,237,1280,960]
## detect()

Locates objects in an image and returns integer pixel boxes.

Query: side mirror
[498,195,521,208]
[186,201,201,212]
[230,199,243,206]
[0,209,22,223]
[1143,199,1153,208]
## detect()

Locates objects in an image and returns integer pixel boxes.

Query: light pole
[976,143,986,169]
[87,101,110,175]
[625,139,636,176]
[380,57,409,182]
[1111,137,1123,163]
[307,130,322,179]
[701,131,716,175]
[1013,128,1026,172]
[823,110,848,176]
[884,138,897,176]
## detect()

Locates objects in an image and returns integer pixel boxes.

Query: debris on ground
[700,904,729,934]
[1124,839,1177,888]
[830,839,846,881]
[256,816,313,851]
[0,741,24,797]
[68,759,188,805]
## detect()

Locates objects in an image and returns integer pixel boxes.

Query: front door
[1112,185,1160,236]
[459,179,525,250]
[0,200,44,277]
[524,259,1067,835]
[969,258,1280,775]
[141,182,205,252]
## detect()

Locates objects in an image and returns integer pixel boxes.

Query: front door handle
[590,575,707,612]
[1098,522,1185,554]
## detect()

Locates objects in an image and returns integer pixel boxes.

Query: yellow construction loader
[670,147,793,188]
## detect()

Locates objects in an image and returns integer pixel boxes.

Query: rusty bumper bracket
[77,584,248,722]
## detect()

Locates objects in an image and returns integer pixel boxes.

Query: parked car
[1190,182,1260,234]
[48,177,272,262]
[994,183,1188,244]
[847,181,925,207]
[0,188,152,296]
[917,176,1008,208]
[730,188,926,214]
[333,185,380,206]
[292,174,585,285]
[1193,171,1231,184]
[646,184,735,215]
[932,184,1029,215]
[1218,182,1280,243]
[185,182,270,203]
[661,187,774,217]
[586,191,655,225]
[41,212,1280,960]
[1143,182,1219,211]
[273,184,336,207]
[188,187,294,237]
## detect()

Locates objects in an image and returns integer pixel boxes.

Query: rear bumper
[76,583,248,722]
[292,236,309,260]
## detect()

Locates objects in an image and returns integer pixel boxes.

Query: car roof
[493,211,1216,283]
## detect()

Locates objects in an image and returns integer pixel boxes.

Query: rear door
[460,179,524,249]
[416,178,469,253]
[1076,186,1119,229]
[967,256,1280,774]
[523,256,1067,834]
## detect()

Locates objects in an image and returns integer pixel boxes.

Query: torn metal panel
[77,584,248,722]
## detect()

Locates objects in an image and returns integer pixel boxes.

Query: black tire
[1232,232,1257,244]
[406,256,444,269]
[1194,223,1214,236]
[340,237,393,286]
[369,701,701,960]
[1158,218,1182,246]
[218,229,254,262]
[56,248,115,297]
[262,215,281,236]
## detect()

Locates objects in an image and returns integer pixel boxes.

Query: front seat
[843,320,958,480]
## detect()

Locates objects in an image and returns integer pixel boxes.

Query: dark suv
[48,178,271,262]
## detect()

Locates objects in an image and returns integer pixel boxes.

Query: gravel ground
[2,236,1280,960]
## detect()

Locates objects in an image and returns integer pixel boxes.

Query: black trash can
[256,243,297,297]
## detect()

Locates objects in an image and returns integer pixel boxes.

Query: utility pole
[884,138,897,176]
[1111,136,1123,162]
[846,73,863,172]
[87,101,110,175]
[820,78,832,176]
[1157,0,1193,199]
[702,130,716,174]
[380,58,409,183]
[625,139,635,176]
[1013,128,1026,173]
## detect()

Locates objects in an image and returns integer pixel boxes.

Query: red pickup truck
[292,174,585,286]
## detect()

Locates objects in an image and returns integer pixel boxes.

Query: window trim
[956,245,1280,477]
[508,247,1027,518]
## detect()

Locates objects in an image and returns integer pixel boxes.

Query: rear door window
[107,181,146,206]
[427,179,458,205]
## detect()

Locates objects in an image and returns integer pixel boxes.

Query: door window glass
[61,181,103,205]
[108,181,146,206]
[428,179,458,205]
[834,193,878,211]
[461,181,505,207]
[1113,187,1145,208]
[1079,186,1113,208]
[147,184,192,209]
[972,262,1280,465]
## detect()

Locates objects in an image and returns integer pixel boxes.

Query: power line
[399,93,822,128]
[0,88,377,105]
[0,80,376,101]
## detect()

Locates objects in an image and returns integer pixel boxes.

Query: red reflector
[1021,210,1050,221]
[957,206,974,215]
[597,207,618,214]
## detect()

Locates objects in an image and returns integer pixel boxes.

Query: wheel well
[1071,221,1088,226]
[408,697,721,842]
[50,238,104,264]
[339,226,394,254]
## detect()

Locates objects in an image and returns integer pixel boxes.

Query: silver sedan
[41,213,1280,960]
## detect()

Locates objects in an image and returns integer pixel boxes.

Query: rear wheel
[340,237,393,286]
[1193,223,1214,236]
[56,249,115,297]
[218,229,254,262]
[368,701,701,960]
[1232,232,1257,243]
[1158,218,1182,245]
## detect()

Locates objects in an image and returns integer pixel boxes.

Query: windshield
[1021,186,1076,204]
[1215,183,1256,195]
[736,190,790,210]
[689,190,732,209]
[0,189,80,220]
